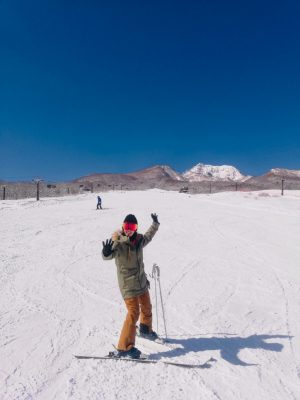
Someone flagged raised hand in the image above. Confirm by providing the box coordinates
[102,239,114,257]
[151,213,159,224]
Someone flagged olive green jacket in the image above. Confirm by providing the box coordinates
[102,222,159,299]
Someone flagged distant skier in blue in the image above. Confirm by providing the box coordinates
[96,196,102,210]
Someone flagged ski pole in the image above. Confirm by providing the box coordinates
[153,266,159,334]
[152,263,168,340]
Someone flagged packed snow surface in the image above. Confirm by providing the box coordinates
[1,189,300,400]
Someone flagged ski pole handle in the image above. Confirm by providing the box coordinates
[151,263,160,279]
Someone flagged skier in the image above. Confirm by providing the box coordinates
[96,196,102,210]
[102,213,160,359]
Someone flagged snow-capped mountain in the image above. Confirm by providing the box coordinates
[269,168,300,179]
[183,163,248,182]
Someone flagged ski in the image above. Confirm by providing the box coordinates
[74,354,215,369]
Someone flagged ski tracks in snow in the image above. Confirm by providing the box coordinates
[209,213,300,399]
[2,191,300,400]
[166,260,200,298]
[272,271,300,381]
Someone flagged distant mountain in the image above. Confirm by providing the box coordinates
[182,163,249,182]
[68,165,300,188]
[73,165,184,184]
[127,165,184,181]
[246,168,300,187]
[268,168,300,179]
[73,173,137,185]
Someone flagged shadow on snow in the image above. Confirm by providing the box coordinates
[153,334,290,366]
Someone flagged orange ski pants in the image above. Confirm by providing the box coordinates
[117,290,152,351]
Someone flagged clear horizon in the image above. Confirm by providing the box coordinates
[1,0,300,182]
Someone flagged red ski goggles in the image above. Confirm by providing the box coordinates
[123,222,138,232]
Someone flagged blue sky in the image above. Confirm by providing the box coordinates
[1,0,300,181]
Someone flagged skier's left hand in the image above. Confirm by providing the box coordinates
[151,213,159,224]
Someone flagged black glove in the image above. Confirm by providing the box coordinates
[102,239,114,257]
[151,213,159,224]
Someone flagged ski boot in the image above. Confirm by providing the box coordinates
[137,323,159,341]
[109,346,142,359]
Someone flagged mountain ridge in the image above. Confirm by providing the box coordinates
[2,165,300,185]
[73,163,253,183]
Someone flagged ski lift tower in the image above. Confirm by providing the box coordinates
[32,178,43,201]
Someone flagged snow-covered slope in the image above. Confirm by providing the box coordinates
[183,163,248,182]
[1,190,300,400]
